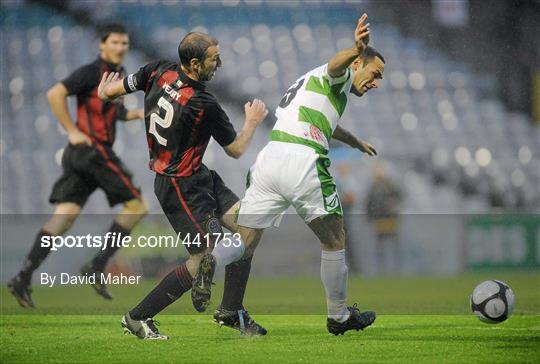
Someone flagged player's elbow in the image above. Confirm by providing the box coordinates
[46,84,66,103]
[46,88,55,101]
[327,63,346,79]
[225,148,242,159]
[224,144,243,159]
[327,64,339,78]
[47,85,60,102]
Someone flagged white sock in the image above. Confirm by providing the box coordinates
[211,238,245,270]
[321,249,350,323]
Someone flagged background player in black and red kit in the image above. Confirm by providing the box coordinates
[98,32,268,339]
[8,24,148,306]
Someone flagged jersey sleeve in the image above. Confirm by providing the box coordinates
[322,63,352,92]
[123,60,168,94]
[323,63,351,85]
[202,94,237,147]
[61,64,100,95]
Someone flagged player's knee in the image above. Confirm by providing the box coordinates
[56,215,78,234]
[244,244,256,258]
[44,217,75,236]
[237,226,263,256]
[321,239,345,251]
[186,251,207,276]
[44,203,81,235]
[321,230,345,250]
[123,198,149,216]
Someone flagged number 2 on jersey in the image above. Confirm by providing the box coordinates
[149,96,173,146]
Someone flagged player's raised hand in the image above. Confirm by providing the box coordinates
[356,138,377,156]
[98,72,120,101]
[355,13,370,54]
[244,98,269,126]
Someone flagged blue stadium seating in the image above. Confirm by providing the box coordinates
[1,1,538,214]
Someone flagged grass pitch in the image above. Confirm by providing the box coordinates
[1,271,539,363]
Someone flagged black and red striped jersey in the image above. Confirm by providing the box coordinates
[123,60,237,177]
[61,57,129,145]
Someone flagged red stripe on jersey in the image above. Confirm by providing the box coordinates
[192,142,207,168]
[157,70,179,87]
[95,144,141,199]
[176,147,196,177]
[106,104,116,138]
[179,87,194,106]
[153,148,172,174]
[156,71,195,106]
[146,70,158,92]
[194,108,204,125]
[146,135,154,170]
[170,177,206,237]
[76,101,89,135]
[176,109,205,176]
[89,87,110,143]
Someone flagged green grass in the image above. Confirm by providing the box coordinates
[1,271,539,363]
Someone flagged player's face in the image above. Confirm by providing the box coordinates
[351,56,384,97]
[100,33,130,65]
[198,45,221,82]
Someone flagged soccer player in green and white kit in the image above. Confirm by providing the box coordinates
[193,13,384,335]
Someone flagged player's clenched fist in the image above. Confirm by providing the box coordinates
[355,13,370,54]
[244,98,269,126]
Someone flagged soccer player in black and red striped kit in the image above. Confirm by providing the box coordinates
[98,32,268,339]
[8,24,148,306]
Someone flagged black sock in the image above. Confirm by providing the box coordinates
[129,263,192,320]
[19,229,53,283]
[220,255,253,311]
[91,221,130,271]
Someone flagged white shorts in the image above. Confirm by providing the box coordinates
[237,141,342,229]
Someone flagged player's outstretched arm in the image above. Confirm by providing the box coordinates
[46,83,91,145]
[333,125,377,156]
[327,13,370,77]
[98,72,128,101]
[223,99,268,159]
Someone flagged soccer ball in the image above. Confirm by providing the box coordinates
[470,280,515,324]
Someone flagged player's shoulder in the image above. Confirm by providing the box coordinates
[144,59,177,73]
[62,60,101,90]
[293,64,328,86]
[72,60,101,74]
[194,90,219,105]
[307,63,328,77]
[157,59,177,70]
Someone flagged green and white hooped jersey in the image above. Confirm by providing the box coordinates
[270,64,353,154]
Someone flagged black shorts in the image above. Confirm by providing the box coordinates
[154,165,239,254]
[49,144,141,207]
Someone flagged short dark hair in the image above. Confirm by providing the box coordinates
[99,23,128,42]
[178,32,218,70]
[362,46,385,66]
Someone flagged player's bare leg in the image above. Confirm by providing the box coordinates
[201,203,266,335]
[8,202,81,308]
[81,197,148,300]
[191,201,261,313]
[308,214,376,335]
[192,203,261,306]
